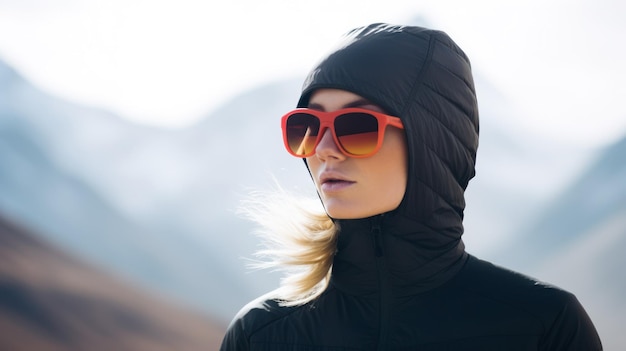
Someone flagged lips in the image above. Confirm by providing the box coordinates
[319,172,355,192]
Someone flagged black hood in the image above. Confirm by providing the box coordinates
[298,23,479,232]
[298,23,479,292]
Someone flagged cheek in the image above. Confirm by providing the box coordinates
[393,162,408,202]
[375,131,408,203]
[372,157,407,201]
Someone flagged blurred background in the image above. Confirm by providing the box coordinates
[0,0,624,349]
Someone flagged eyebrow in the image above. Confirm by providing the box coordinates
[308,98,380,111]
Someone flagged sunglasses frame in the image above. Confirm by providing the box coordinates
[281,107,404,158]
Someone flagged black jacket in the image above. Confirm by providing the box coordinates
[220,24,601,350]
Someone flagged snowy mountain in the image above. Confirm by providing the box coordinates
[0,58,264,322]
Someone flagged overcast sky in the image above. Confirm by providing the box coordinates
[1,0,625,148]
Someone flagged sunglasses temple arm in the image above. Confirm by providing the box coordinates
[389,116,404,129]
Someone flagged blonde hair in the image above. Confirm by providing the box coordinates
[239,186,338,306]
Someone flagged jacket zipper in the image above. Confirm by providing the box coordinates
[372,215,390,350]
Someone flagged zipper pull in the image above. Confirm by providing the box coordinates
[371,216,383,257]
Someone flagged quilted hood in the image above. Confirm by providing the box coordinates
[297,23,479,236]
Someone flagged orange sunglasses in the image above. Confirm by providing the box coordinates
[281,108,404,158]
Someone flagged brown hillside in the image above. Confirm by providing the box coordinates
[0,213,226,351]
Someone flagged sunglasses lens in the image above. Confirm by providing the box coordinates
[285,113,320,156]
[335,113,379,155]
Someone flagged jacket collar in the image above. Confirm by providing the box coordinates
[330,211,467,296]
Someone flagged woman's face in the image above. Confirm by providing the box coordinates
[306,89,408,219]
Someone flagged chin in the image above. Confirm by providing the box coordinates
[326,208,359,220]
[326,208,377,220]
[323,198,399,219]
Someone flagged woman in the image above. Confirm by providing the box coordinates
[220,23,602,350]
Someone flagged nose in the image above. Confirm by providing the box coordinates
[315,129,345,160]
